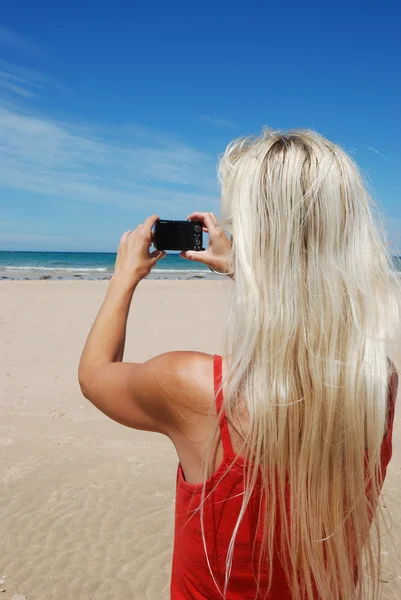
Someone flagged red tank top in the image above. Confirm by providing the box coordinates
[170,355,397,599]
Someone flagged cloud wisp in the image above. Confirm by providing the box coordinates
[0,103,218,209]
[0,26,40,55]
[198,113,236,128]
[0,32,219,213]
[0,59,68,101]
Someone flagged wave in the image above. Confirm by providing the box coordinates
[3,266,109,272]
[152,268,209,274]
[1,266,213,275]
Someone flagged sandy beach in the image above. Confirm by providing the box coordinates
[1,280,400,600]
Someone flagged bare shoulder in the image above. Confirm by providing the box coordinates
[147,350,215,411]
[138,350,216,438]
[143,349,213,377]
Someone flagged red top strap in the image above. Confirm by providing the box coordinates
[214,354,234,457]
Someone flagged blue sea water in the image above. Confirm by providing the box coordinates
[0,251,400,280]
[0,251,213,280]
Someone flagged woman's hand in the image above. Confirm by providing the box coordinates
[112,215,166,289]
[180,212,233,277]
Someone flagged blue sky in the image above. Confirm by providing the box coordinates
[0,0,400,253]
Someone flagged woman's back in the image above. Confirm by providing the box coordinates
[171,355,398,599]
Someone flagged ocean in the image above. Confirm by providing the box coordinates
[0,251,218,280]
[0,251,400,281]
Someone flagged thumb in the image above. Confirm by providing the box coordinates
[180,250,207,264]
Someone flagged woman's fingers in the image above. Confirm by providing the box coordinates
[187,212,218,233]
[120,230,132,243]
[150,249,166,260]
[141,214,160,240]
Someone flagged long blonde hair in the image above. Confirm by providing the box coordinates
[214,129,400,599]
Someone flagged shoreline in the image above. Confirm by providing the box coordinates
[1,271,400,282]
[0,270,225,281]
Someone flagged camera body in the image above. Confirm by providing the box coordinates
[154,219,203,251]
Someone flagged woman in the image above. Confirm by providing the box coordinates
[79,129,399,600]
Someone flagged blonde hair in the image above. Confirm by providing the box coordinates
[212,129,400,599]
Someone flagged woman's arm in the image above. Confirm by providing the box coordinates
[78,216,178,433]
[79,216,164,375]
[79,278,133,372]
[78,213,223,435]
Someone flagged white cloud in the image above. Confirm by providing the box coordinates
[0,59,68,101]
[1,81,37,98]
[198,113,236,128]
[0,26,39,54]
[0,104,218,209]
[0,41,219,214]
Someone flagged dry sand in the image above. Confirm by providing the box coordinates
[0,280,400,600]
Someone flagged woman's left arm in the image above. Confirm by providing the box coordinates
[78,215,182,433]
